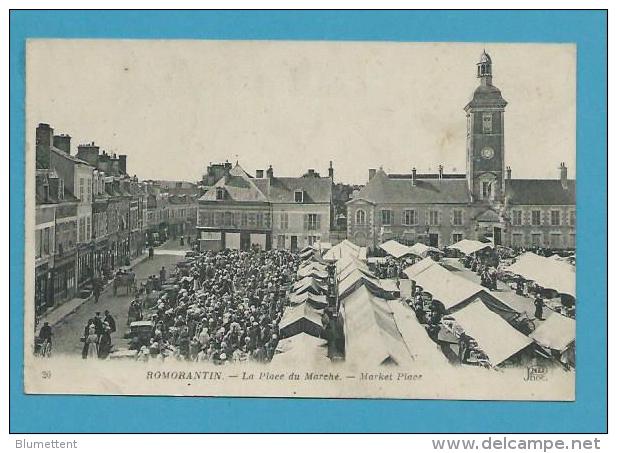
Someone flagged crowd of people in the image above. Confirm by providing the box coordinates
[128,249,300,364]
[373,256,408,280]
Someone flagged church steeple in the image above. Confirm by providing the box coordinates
[477,50,493,86]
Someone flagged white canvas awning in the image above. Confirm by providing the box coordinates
[323,239,362,262]
[298,261,328,275]
[292,278,327,296]
[288,292,329,309]
[299,248,316,259]
[504,252,575,296]
[312,241,333,252]
[452,299,533,367]
[412,263,486,311]
[338,268,384,300]
[388,300,451,368]
[297,268,329,280]
[408,242,442,257]
[367,257,389,265]
[336,254,370,277]
[271,333,330,367]
[448,239,493,255]
[340,285,414,366]
[279,302,324,338]
[403,257,438,279]
[380,240,413,258]
[293,276,327,292]
[530,313,576,352]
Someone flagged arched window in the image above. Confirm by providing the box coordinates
[355,209,366,226]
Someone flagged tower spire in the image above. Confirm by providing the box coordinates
[477,50,493,85]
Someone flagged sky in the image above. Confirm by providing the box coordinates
[26,40,576,185]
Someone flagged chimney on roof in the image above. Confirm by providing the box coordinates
[328,161,334,180]
[438,164,444,180]
[368,168,376,181]
[53,134,71,154]
[411,167,417,186]
[506,166,512,180]
[256,169,264,178]
[35,123,54,169]
[559,162,568,189]
[118,155,127,174]
[266,165,274,179]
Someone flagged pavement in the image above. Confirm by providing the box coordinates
[39,253,149,329]
[43,239,192,356]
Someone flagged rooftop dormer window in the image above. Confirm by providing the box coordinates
[216,187,225,200]
[294,190,304,203]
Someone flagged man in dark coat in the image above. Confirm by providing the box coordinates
[93,277,102,304]
[534,296,545,321]
[104,310,117,334]
[38,322,53,348]
[93,312,104,337]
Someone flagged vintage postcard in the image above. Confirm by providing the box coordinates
[24,40,576,399]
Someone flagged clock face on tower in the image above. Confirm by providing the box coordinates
[481,146,495,160]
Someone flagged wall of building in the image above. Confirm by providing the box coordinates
[508,205,576,249]
[347,202,474,249]
[271,203,331,250]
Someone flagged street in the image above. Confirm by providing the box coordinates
[51,242,189,356]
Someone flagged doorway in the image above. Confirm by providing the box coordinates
[493,227,502,246]
[429,233,439,247]
[240,232,251,251]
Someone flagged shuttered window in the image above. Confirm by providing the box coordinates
[304,214,320,231]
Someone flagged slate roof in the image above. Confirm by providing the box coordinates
[465,83,507,110]
[254,176,332,204]
[506,179,576,206]
[199,164,269,203]
[349,168,471,205]
[50,147,93,166]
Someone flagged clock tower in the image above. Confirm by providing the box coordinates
[465,51,507,204]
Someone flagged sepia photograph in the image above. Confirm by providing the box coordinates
[24,39,577,400]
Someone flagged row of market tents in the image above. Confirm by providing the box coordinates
[381,238,575,298]
[336,255,451,368]
[274,239,575,370]
[273,247,333,366]
[404,255,575,367]
[379,239,443,259]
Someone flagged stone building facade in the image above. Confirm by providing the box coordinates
[347,51,575,251]
[197,163,332,251]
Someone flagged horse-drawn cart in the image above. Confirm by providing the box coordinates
[113,270,136,296]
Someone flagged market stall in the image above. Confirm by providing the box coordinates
[448,299,534,367]
[279,302,325,339]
